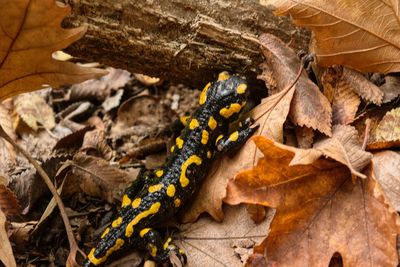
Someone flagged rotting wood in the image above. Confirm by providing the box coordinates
[64,0,310,87]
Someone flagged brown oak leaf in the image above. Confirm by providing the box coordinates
[225,136,400,267]
[0,0,106,101]
[263,0,400,74]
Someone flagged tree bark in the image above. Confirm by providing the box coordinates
[64,0,310,87]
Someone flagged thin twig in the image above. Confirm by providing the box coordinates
[0,125,83,267]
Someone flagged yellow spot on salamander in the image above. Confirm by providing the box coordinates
[163,237,172,250]
[149,244,158,257]
[219,103,242,118]
[174,198,181,207]
[111,217,123,228]
[132,198,141,208]
[199,82,211,105]
[201,130,209,145]
[218,71,230,81]
[229,131,239,142]
[208,116,217,130]
[125,202,161,237]
[236,83,247,94]
[121,194,131,208]
[148,183,163,193]
[179,116,190,126]
[216,134,224,145]
[180,155,202,187]
[139,228,151,237]
[101,227,110,238]
[88,238,125,265]
[155,170,164,177]
[176,137,184,149]
[207,151,212,159]
[170,145,175,153]
[167,184,176,197]
[189,119,199,130]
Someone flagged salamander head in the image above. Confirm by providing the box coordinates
[199,71,249,121]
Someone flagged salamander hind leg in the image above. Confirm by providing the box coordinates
[139,228,187,264]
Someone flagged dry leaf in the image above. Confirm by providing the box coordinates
[69,68,131,102]
[313,125,372,178]
[0,104,16,167]
[375,107,400,143]
[68,153,137,202]
[225,136,400,267]
[111,95,175,139]
[341,67,383,105]
[81,129,113,160]
[331,79,360,125]
[259,33,332,136]
[263,0,400,74]
[179,205,271,267]
[295,126,314,148]
[0,210,16,267]
[0,184,20,217]
[380,75,400,103]
[0,0,105,101]
[14,91,55,131]
[372,151,400,211]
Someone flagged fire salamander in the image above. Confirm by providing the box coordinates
[83,72,258,266]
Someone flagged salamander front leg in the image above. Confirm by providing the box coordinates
[139,228,187,264]
[216,119,259,153]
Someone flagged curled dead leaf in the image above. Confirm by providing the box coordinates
[14,91,55,131]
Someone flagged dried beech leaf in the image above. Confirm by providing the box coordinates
[14,92,55,131]
[259,34,332,136]
[0,210,16,267]
[69,68,131,102]
[111,96,175,139]
[0,0,106,101]
[225,136,400,267]
[0,185,20,217]
[263,0,400,74]
[314,125,372,178]
[375,107,400,143]
[372,151,400,211]
[321,68,361,125]
[341,68,383,104]
[380,75,400,103]
[69,153,137,203]
[81,129,113,160]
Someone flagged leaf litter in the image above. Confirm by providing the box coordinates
[2,0,400,266]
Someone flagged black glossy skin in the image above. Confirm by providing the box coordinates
[82,72,256,266]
